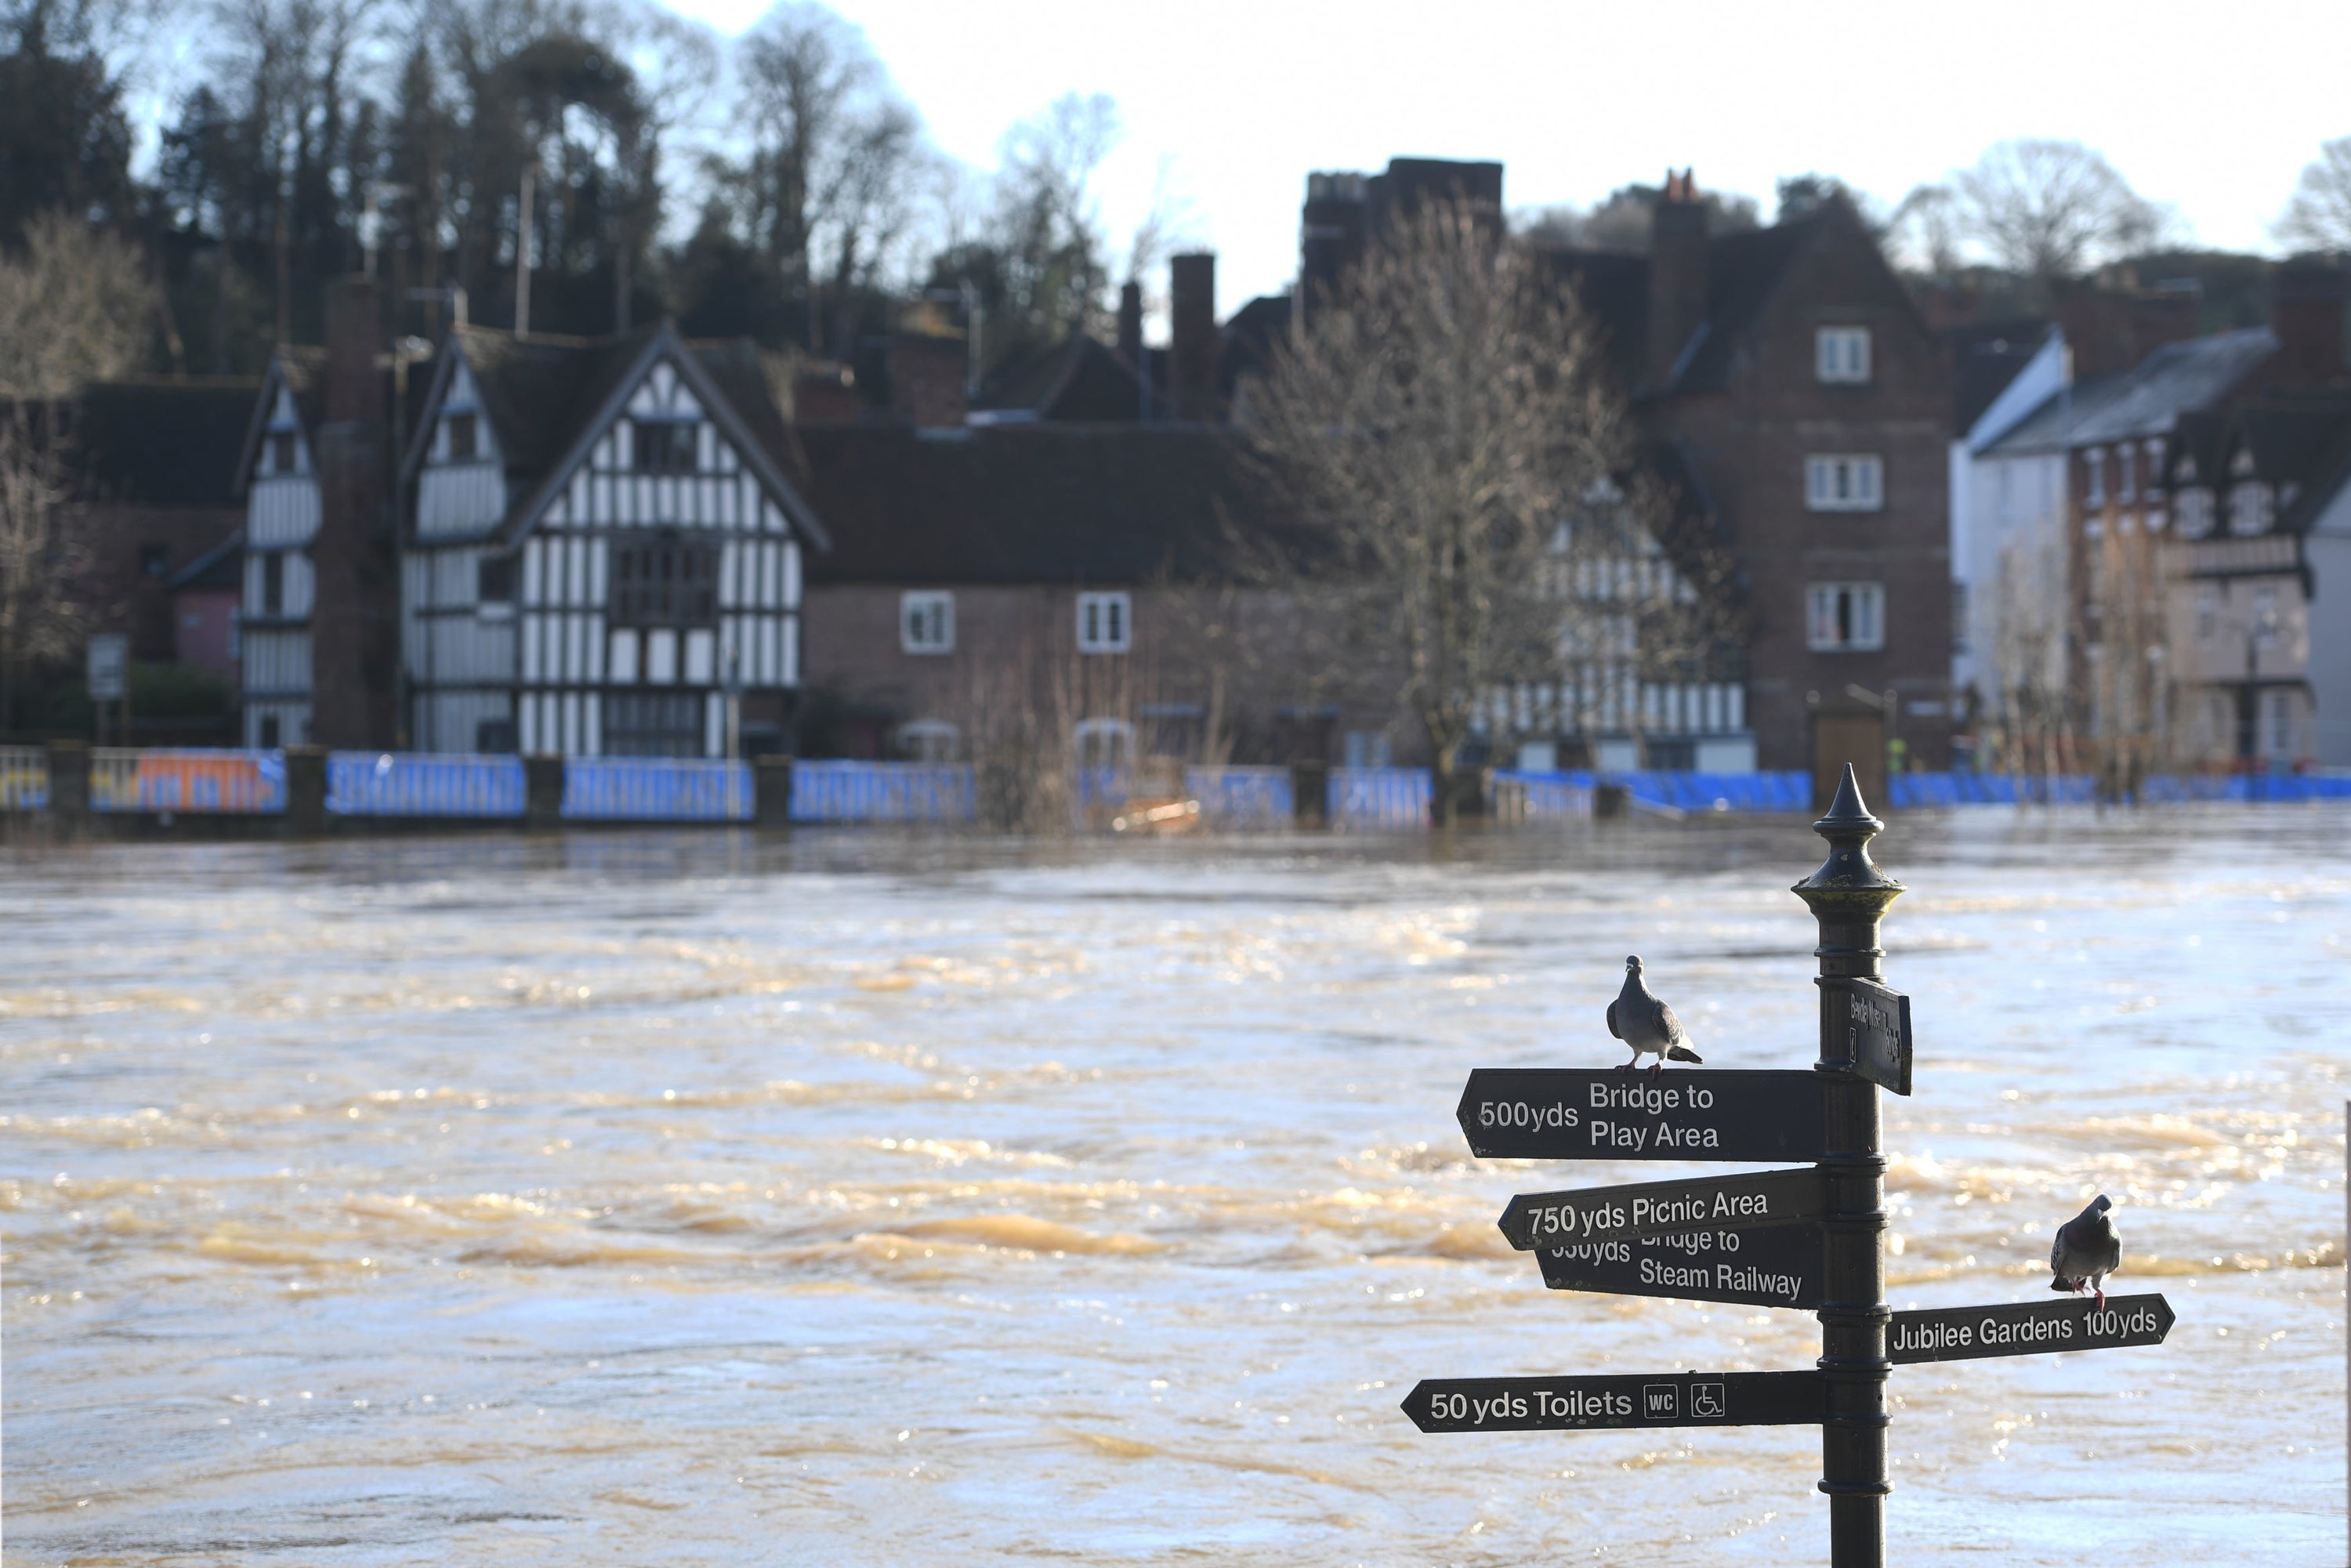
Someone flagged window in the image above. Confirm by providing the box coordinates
[2116,447,2135,502]
[1072,717,1135,768]
[604,691,704,756]
[260,552,284,615]
[632,418,697,474]
[270,430,296,473]
[895,719,958,761]
[1806,582,1885,652]
[2175,487,2215,538]
[2195,585,2219,642]
[610,534,719,626]
[1077,590,1131,653]
[1815,327,1871,383]
[2081,447,2106,508]
[479,555,515,603]
[1805,455,1883,512]
[476,717,516,753]
[2228,482,2274,537]
[259,715,281,748]
[900,591,955,654]
[447,411,477,461]
[140,543,171,579]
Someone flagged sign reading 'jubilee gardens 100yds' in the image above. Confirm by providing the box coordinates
[1400,769,2176,1568]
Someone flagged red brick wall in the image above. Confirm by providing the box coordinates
[1650,213,1953,771]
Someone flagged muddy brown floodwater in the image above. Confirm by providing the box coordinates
[2,809,2345,1564]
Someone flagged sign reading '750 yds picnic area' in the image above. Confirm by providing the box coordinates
[1458,1069,1827,1161]
[1497,1167,1827,1251]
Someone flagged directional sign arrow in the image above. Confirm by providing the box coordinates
[1498,1167,1828,1252]
[1402,1371,1824,1433]
[1819,976,1913,1097]
[1457,1069,1825,1161]
[1888,1293,2175,1364]
[1537,1225,1825,1309]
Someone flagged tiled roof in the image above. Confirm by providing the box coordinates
[1987,328,2279,454]
[453,324,659,483]
[976,335,1157,421]
[798,423,1276,586]
[50,378,263,505]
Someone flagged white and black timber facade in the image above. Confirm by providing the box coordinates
[400,323,830,756]
[231,351,327,748]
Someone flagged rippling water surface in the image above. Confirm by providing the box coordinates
[2,810,2345,1564]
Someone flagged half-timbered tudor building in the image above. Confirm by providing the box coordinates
[400,323,830,757]
[233,348,328,748]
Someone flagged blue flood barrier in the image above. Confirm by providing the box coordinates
[327,752,527,817]
[563,756,753,822]
[788,760,977,824]
[1329,766,1431,830]
[1186,766,1294,829]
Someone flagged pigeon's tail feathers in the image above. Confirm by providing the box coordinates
[2050,1276,2079,1292]
[1668,1045,1702,1063]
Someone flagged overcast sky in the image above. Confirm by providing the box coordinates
[654,0,2349,317]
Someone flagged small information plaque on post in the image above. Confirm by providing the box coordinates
[1819,975,1912,1097]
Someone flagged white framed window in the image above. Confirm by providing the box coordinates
[895,718,958,760]
[2229,482,2274,537]
[1815,327,1871,383]
[1807,582,1885,652]
[2175,487,2215,538]
[1805,454,1883,512]
[2116,447,2135,502]
[900,590,954,654]
[1072,717,1135,768]
[1076,590,1131,654]
[2082,447,2106,508]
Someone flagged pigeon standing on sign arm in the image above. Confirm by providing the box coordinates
[2049,1194,2121,1309]
[1606,956,1704,1074]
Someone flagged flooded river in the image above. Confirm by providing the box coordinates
[2,809,2344,1564]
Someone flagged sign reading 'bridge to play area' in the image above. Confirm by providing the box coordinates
[1457,1068,1827,1161]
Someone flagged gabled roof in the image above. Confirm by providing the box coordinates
[53,378,260,506]
[797,423,1273,586]
[405,321,831,550]
[1950,319,2056,436]
[976,335,1156,422]
[1987,328,2279,454]
[1534,202,1894,398]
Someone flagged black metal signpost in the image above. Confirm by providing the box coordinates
[1400,766,2178,1568]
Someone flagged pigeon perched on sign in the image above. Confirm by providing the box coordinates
[2049,1194,2121,1309]
[1606,955,1703,1074]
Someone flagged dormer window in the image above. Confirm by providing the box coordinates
[1816,327,1871,382]
[2228,480,2274,537]
[633,419,697,475]
[447,411,477,461]
[2175,487,2215,538]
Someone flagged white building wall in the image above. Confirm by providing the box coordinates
[2301,483,2351,766]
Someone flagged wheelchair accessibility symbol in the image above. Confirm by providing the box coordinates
[1690,1382,1727,1418]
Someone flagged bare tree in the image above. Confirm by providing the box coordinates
[1947,139,2167,279]
[1888,183,1962,276]
[2277,135,2351,255]
[0,408,87,733]
[729,2,923,352]
[1242,201,1663,821]
[0,211,154,397]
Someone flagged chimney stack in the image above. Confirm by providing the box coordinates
[1170,252,1220,422]
[1117,281,1143,364]
[1646,168,1708,395]
[886,330,969,428]
[2271,262,2349,388]
[1299,171,1368,327]
[310,274,395,749]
